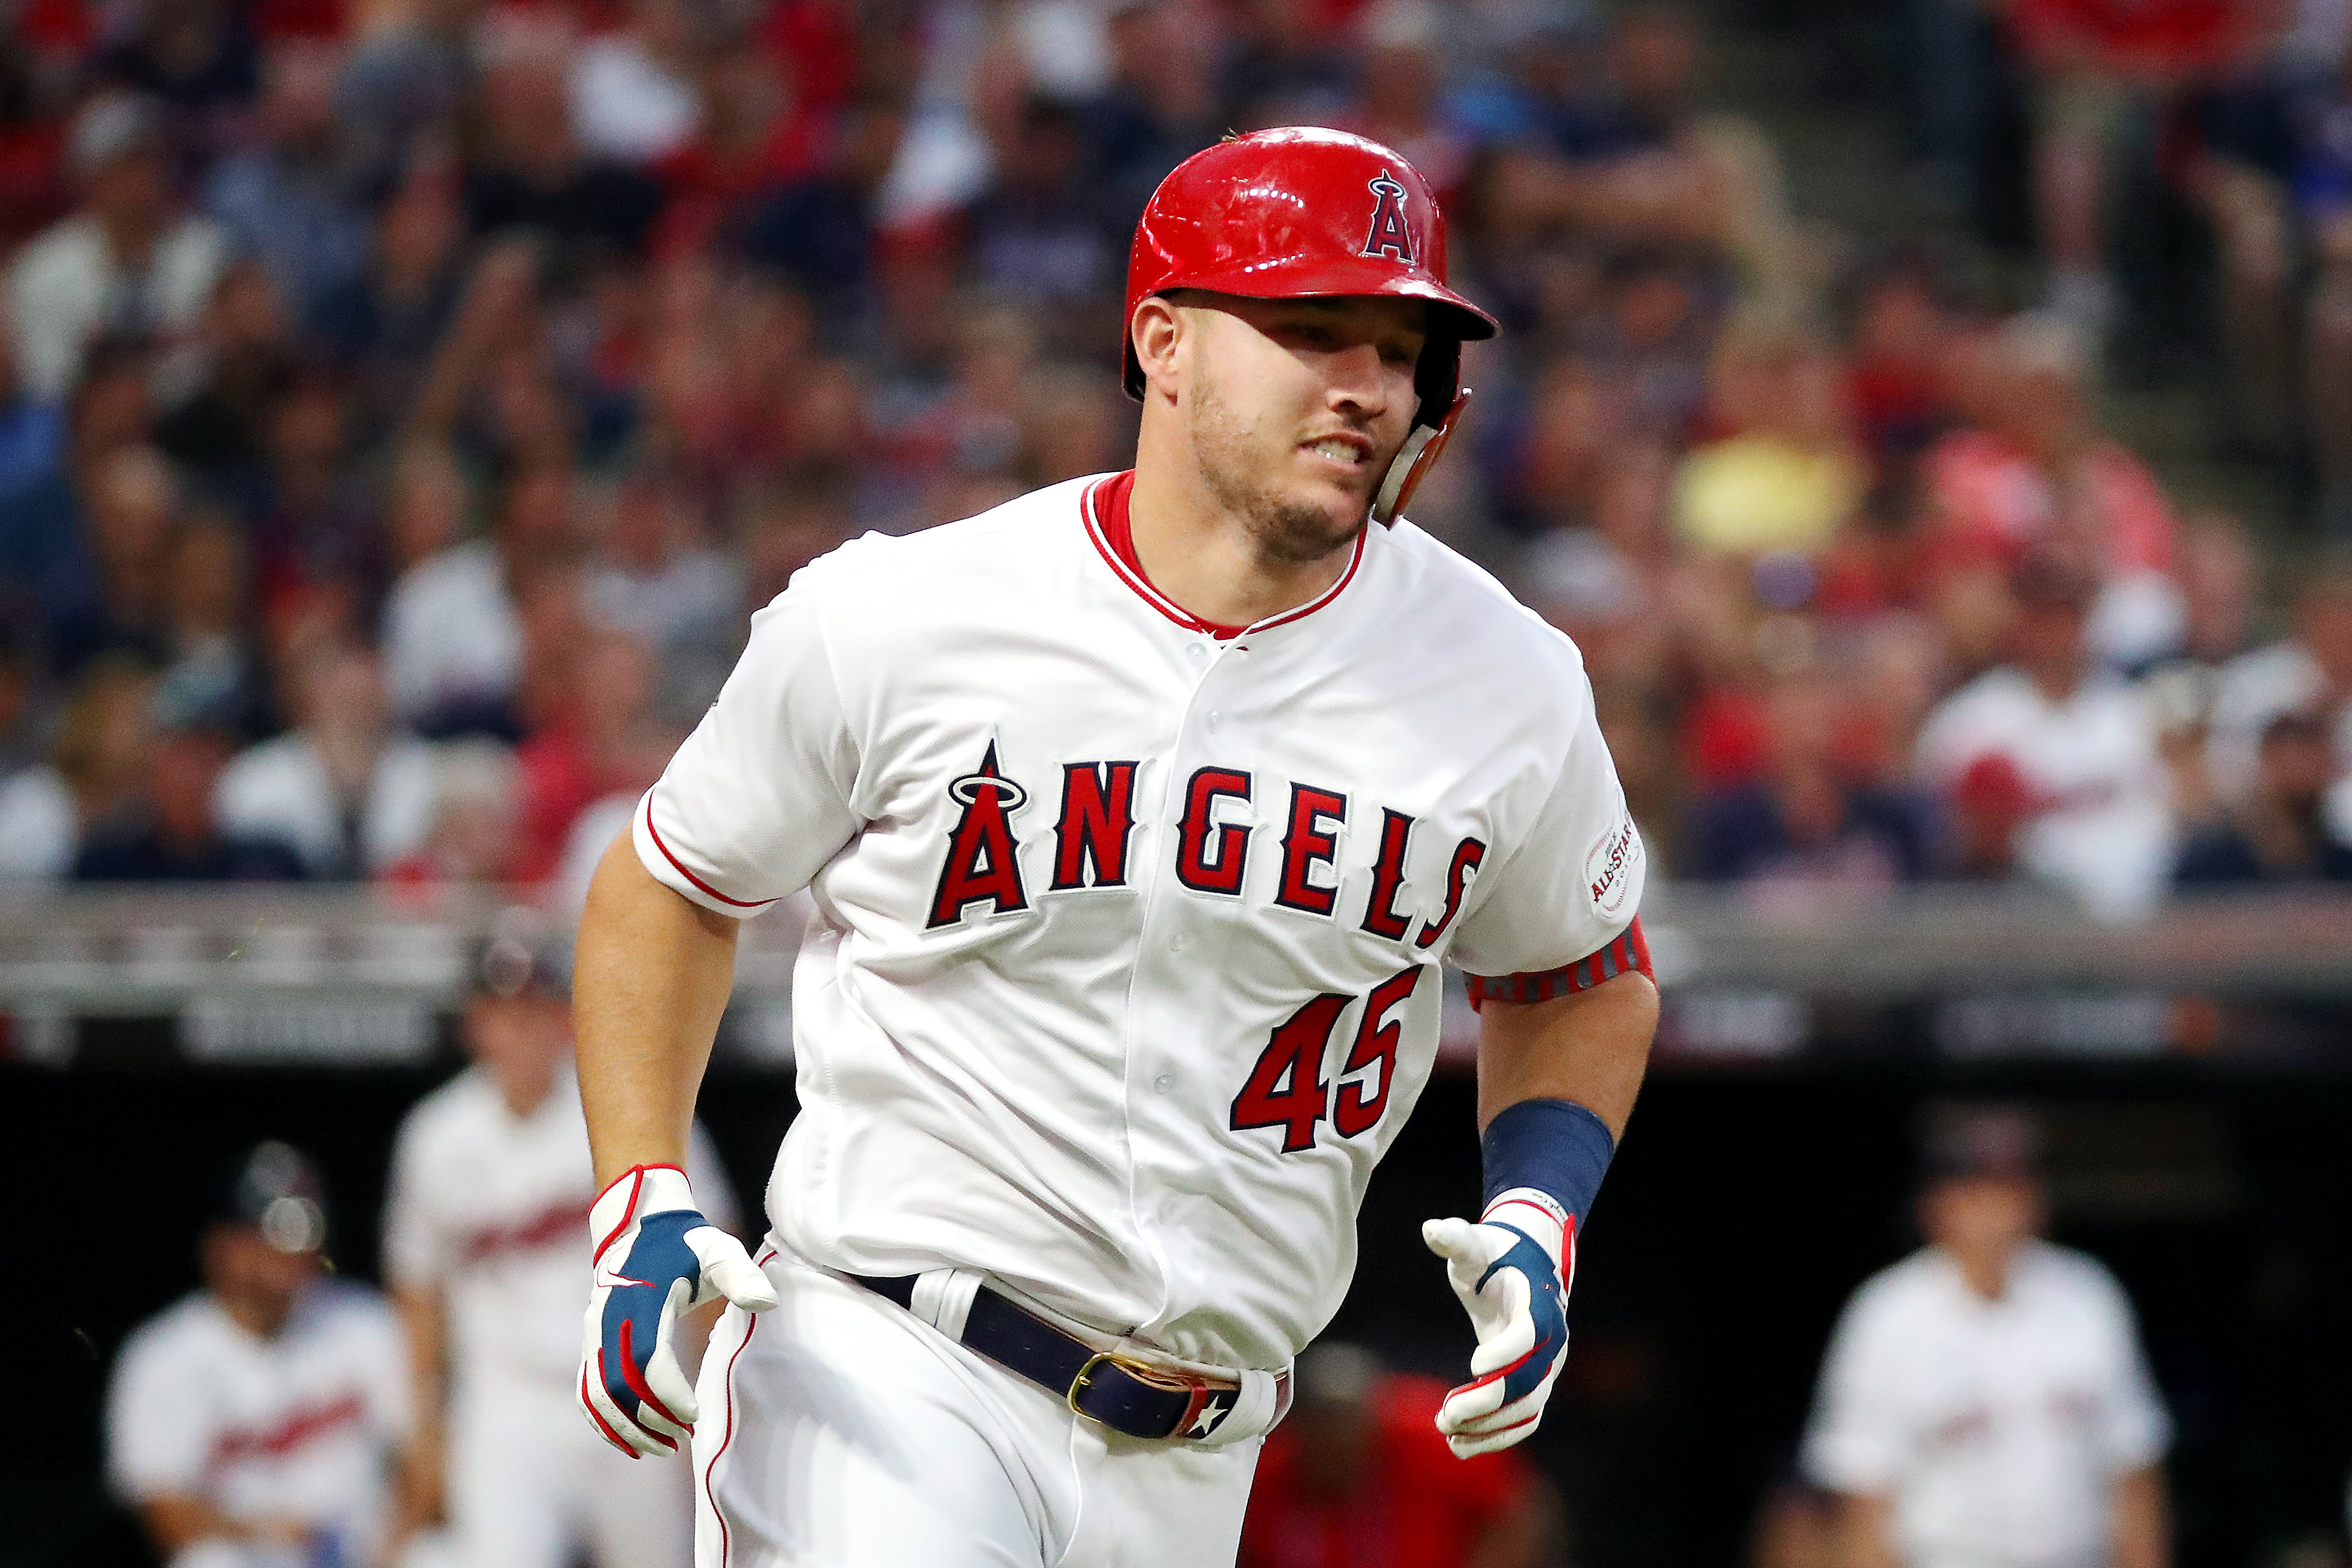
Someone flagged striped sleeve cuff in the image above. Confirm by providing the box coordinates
[1465,917,1651,1009]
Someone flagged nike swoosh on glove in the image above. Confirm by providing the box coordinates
[578,1164,777,1457]
[1422,1188,1576,1458]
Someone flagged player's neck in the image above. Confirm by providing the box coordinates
[1128,449,1357,629]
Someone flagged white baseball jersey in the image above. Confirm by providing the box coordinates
[1802,1241,2171,1568]
[634,471,1645,1372]
[382,1065,738,1389]
[106,1282,412,1564]
[1915,667,2173,921]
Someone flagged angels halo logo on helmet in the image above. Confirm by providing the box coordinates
[1121,127,1500,525]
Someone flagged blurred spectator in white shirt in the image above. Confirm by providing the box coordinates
[570,0,704,165]
[1803,1108,2172,1568]
[584,465,741,720]
[2206,565,2352,818]
[382,463,577,739]
[215,641,437,878]
[1917,553,2173,920]
[7,95,231,403]
[379,739,523,893]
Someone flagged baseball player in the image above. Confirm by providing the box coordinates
[107,1142,422,1568]
[382,928,739,1568]
[1801,1108,2172,1568]
[570,127,1660,1566]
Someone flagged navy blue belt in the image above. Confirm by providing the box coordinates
[849,1273,1250,1442]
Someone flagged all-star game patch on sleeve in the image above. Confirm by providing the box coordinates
[1465,917,1651,1008]
[633,560,864,917]
[1444,653,1649,989]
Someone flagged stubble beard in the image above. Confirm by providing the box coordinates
[1189,377,1371,568]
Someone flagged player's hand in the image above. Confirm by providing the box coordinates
[578,1165,777,1457]
[1422,1191,1575,1458]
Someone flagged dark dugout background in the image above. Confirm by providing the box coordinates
[10,1045,2350,1568]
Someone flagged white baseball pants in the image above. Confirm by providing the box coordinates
[448,1367,694,1568]
[690,1245,1261,1567]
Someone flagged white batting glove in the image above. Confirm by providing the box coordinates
[578,1164,777,1457]
[1422,1189,1576,1458]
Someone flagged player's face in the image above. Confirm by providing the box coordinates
[203,1224,319,1337]
[1177,293,1426,562]
[1920,1175,2043,1264]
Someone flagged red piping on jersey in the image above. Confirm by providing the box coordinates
[1081,472,1366,639]
[642,794,775,910]
[704,1260,771,1568]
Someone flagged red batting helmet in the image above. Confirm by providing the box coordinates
[1123,127,1500,523]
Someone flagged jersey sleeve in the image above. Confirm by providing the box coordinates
[1799,1286,1911,1495]
[2084,1265,2171,1472]
[106,1319,214,1502]
[1445,664,1648,992]
[685,1121,745,1236]
[379,1110,449,1292]
[634,574,864,917]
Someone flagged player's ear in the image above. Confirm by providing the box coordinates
[1130,296,1186,401]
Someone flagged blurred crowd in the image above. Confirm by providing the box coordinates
[3,0,2352,921]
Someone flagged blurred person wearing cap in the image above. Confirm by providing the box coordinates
[106,1141,426,1568]
[1914,551,2174,918]
[6,92,232,404]
[1239,1342,1550,1568]
[2205,566,2352,827]
[1801,1110,2172,1568]
[382,926,738,1568]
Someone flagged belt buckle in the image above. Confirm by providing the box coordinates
[1065,1349,1165,1417]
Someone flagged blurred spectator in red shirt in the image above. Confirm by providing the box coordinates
[1240,1343,1548,1568]
[378,737,520,890]
[1922,316,2183,670]
[511,623,665,884]
[2006,0,2239,335]
[1840,256,1954,472]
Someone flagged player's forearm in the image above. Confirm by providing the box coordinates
[574,832,741,1187]
[1474,970,1658,1136]
[2110,1465,2170,1568]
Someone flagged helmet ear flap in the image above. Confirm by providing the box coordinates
[1372,388,1470,525]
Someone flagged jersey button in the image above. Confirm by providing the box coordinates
[1186,642,1208,661]
[1168,932,1189,953]
[1205,711,1222,731]
[1153,1073,1176,1094]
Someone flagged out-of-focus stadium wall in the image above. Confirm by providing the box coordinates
[7,887,2350,1568]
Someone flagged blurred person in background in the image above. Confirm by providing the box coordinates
[90,0,262,170]
[2206,563,2352,811]
[0,653,156,879]
[584,462,743,719]
[203,39,374,340]
[7,93,231,403]
[1673,312,1866,560]
[1686,664,1931,893]
[2004,0,2239,338]
[2173,710,2352,883]
[75,718,307,880]
[152,508,270,737]
[381,460,564,738]
[0,332,156,607]
[107,1140,428,1568]
[383,928,737,1568]
[1238,1342,1551,1568]
[512,624,669,885]
[1921,317,2183,674]
[462,20,666,261]
[215,639,438,878]
[1801,1107,2171,1568]
[379,739,523,892]
[569,0,706,168]
[0,296,64,500]
[39,441,178,679]
[1914,551,2173,918]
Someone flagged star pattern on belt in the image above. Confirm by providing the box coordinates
[1189,1390,1235,1438]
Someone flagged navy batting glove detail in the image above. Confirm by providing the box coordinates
[577,1165,777,1458]
[1473,1224,1569,1405]
[595,1210,706,1448]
